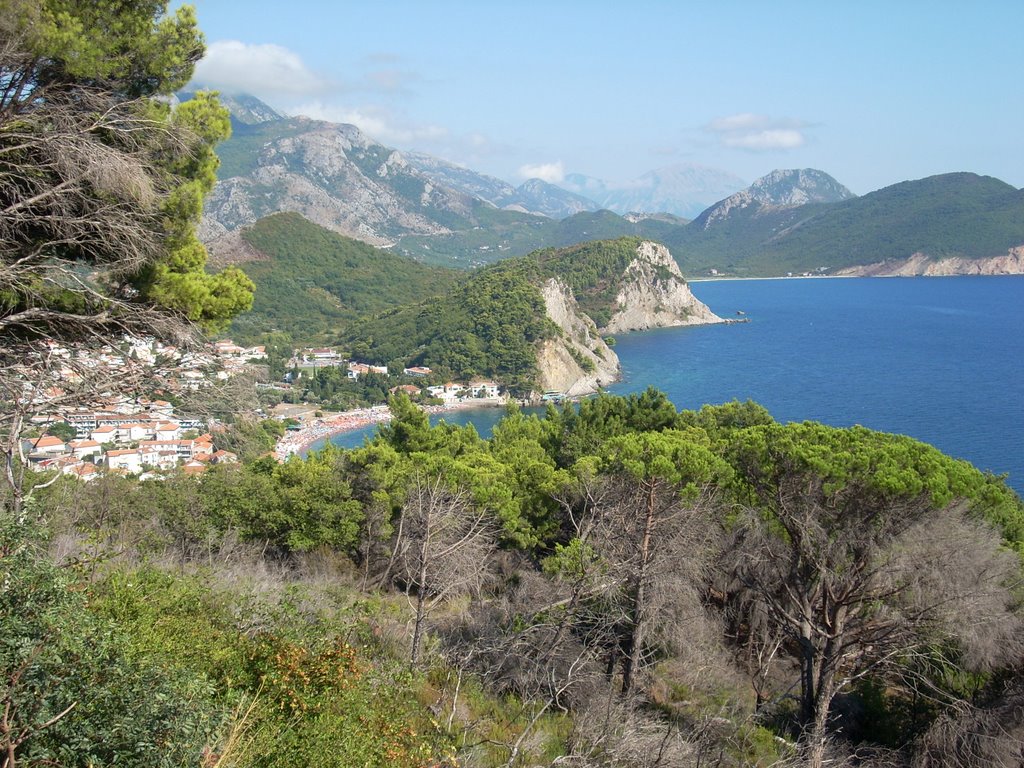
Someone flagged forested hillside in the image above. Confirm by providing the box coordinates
[12,393,1024,767]
[227,212,460,344]
[395,209,685,267]
[663,173,1024,276]
[338,237,683,390]
[341,257,554,392]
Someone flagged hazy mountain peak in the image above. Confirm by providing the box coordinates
[208,92,284,125]
[514,178,601,218]
[559,164,746,218]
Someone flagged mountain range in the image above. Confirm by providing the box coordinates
[198,94,740,261]
[559,165,747,219]
[663,171,1024,276]
[199,93,1024,280]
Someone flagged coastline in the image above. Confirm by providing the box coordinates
[689,274,853,283]
[274,398,507,460]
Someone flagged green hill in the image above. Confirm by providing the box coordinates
[226,213,461,345]
[663,173,1024,276]
[394,209,685,267]
[340,237,663,391]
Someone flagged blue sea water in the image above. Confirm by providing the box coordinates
[328,276,1024,494]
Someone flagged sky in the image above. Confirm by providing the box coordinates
[182,1,1024,195]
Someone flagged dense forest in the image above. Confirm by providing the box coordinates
[8,392,1024,767]
[227,213,461,345]
[340,237,671,391]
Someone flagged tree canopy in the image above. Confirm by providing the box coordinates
[0,0,253,354]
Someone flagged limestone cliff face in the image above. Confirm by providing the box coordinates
[603,241,724,333]
[535,241,723,396]
[536,279,619,397]
[835,246,1024,277]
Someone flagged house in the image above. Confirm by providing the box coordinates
[63,412,98,436]
[23,435,67,455]
[346,363,370,379]
[67,439,102,460]
[181,459,207,475]
[192,438,215,457]
[210,450,238,464]
[137,446,163,468]
[403,366,432,377]
[213,339,244,356]
[114,422,153,442]
[154,450,179,470]
[390,384,421,397]
[145,400,175,417]
[139,439,195,459]
[106,450,142,473]
[64,462,99,482]
[154,422,181,440]
[90,425,117,444]
[346,362,387,379]
[469,380,501,399]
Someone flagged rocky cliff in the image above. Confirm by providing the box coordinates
[536,279,619,397]
[603,241,723,333]
[835,246,1024,276]
[535,241,723,396]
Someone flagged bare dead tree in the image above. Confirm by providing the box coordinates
[388,471,496,663]
[577,472,721,699]
[0,14,237,518]
[914,673,1024,768]
[720,476,1024,768]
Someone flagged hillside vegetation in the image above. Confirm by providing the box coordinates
[664,173,1024,276]
[395,209,685,267]
[339,238,666,390]
[227,213,460,344]
[12,394,1024,767]
[341,257,553,392]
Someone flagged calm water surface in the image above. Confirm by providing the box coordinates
[329,277,1023,493]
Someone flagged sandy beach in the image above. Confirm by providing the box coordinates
[274,398,506,460]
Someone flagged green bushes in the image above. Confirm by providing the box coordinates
[11,391,1024,766]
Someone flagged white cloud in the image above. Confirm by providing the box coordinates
[192,40,326,97]
[517,161,565,183]
[290,101,448,145]
[707,113,770,132]
[707,113,808,151]
[723,129,805,150]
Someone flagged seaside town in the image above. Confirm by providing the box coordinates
[19,337,508,480]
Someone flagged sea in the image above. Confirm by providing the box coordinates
[326,276,1024,495]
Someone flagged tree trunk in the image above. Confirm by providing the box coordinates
[409,481,434,664]
[805,668,837,768]
[799,624,816,726]
[411,591,426,664]
[622,479,657,697]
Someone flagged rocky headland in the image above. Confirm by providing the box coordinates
[535,241,723,397]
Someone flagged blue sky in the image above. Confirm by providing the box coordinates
[183,1,1024,194]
